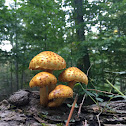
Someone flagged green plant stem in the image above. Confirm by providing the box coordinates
[106,79,125,96]
[78,83,98,105]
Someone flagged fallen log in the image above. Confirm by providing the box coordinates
[0,90,125,126]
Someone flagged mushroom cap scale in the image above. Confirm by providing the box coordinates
[58,67,88,85]
[29,51,66,71]
[48,85,73,100]
[29,72,57,88]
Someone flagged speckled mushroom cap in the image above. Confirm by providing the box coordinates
[58,67,88,85]
[29,51,66,71]
[29,72,57,88]
[48,85,73,100]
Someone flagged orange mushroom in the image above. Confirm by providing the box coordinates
[29,51,66,93]
[29,51,66,72]
[58,67,88,89]
[29,72,57,106]
[48,85,73,107]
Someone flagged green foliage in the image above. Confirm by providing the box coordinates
[18,0,66,52]
[41,123,48,126]
[74,82,125,110]
[56,123,64,126]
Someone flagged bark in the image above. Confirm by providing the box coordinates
[15,58,19,90]
[77,47,91,74]
[20,43,26,89]
[73,0,91,74]
[10,60,13,93]
[20,69,24,89]
[14,0,19,91]
[0,90,125,126]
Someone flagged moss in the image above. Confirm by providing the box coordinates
[39,113,47,120]
[56,123,64,126]
[41,123,48,126]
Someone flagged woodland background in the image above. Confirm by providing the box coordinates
[0,0,126,102]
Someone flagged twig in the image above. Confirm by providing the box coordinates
[86,64,93,76]
[77,94,86,118]
[33,115,47,123]
[96,108,102,126]
[82,121,85,126]
[86,89,118,95]
[65,94,78,126]
[83,120,88,126]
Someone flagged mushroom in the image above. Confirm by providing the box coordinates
[29,51,66,72]
[29,51,66,93]
[48,85,73,107]
[29,72,57,106]
[58,67,88,89]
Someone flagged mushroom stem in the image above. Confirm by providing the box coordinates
[45,69,53,73]
[48,84,56,94]
[68,81,76,89]
[48,98,65,107]
[44,70,56,94]
[40,87,48,106]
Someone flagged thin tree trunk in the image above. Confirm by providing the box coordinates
[14,0,19,91]
[15,58,19,90]
[21,70,24,89]
[10,60,13,93]
[73,0,91,75]
[20,43,26,89]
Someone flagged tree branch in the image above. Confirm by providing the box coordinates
[86,89,118,95]
[66,94,78,126]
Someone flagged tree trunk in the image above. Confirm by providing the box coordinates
[73,0,91,75]
[14,0,19,91]
[20,69,24,89]
[10,60,13,93]
[15,57,19,90]
[20,43,26,89]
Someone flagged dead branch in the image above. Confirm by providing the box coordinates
[96,108,102,126]
[78,94,86,118]
[66,94,78,126]
[86,89,118,95]
[86,64,93,76]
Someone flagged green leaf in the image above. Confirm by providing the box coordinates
[96,97,104,102]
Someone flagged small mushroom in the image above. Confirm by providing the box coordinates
[29,72,57,106]
[29,51,66,93]
[48,85,73,107]
[58,67,88,89]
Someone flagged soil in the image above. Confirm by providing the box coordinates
[0,89,126,126]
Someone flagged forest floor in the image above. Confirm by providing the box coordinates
[0,89,126,126]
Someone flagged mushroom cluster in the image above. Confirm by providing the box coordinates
[29,51,88,107]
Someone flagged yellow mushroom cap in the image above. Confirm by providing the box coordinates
[48,85,73,100]
[58,67,88,85]
[29,72,57,88]
[29,51,66,71]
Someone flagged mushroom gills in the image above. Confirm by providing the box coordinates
[48,98,65,107]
